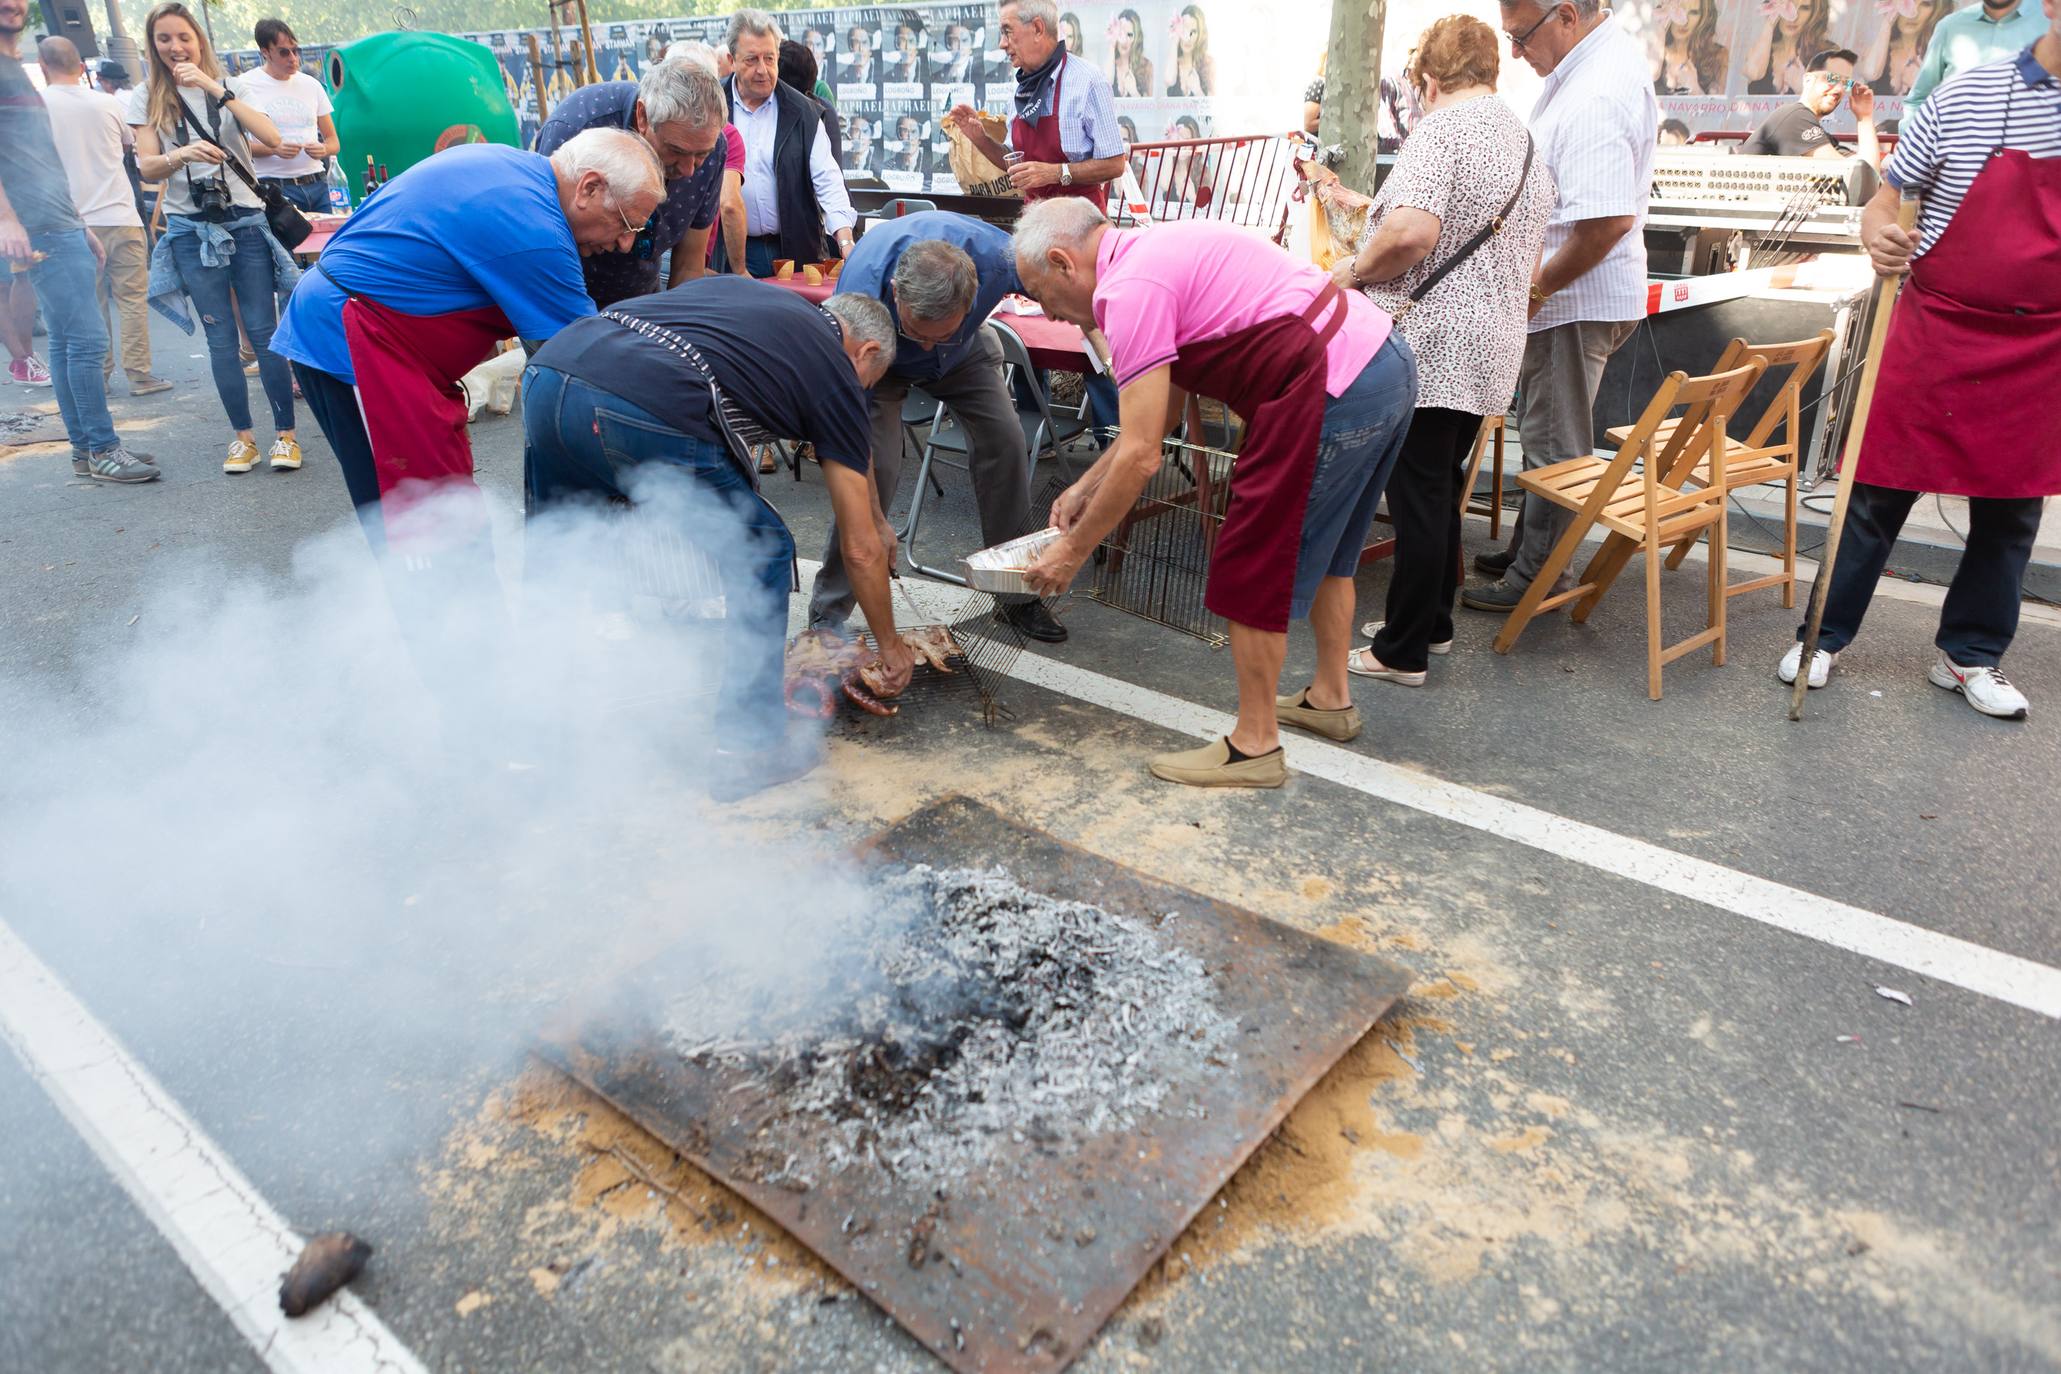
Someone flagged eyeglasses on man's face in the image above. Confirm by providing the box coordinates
[1505,5,1562,53]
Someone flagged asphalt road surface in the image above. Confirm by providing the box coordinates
[3,320,2057,1374]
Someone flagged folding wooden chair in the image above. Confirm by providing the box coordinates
[1459,413,1507,537]
[1492,361,1765,700]
[1603,331,1832,608]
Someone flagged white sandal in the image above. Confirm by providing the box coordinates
[1346,646,1426,687]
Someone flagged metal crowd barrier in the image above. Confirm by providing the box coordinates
[1112,132,1311,246]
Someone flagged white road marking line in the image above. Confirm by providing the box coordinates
[0,921,430,1374]
[824,562,2061,1021]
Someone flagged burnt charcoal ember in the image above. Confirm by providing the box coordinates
[661,865,1239,1188]
[278,1231,372,1317]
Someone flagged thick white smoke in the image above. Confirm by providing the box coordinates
[0,477,879,1149]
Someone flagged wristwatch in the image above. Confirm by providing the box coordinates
[1060,163,1074,187]
[1528,282,1553,305]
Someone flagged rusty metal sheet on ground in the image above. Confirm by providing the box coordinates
[540,796,1410,1372]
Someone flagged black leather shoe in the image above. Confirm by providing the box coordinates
[996,600,1069,643]
[1473,545,1517,576]
[709,726,823,802]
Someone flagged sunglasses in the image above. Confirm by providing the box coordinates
[270,44,300,56]
[1505,6,1562,53]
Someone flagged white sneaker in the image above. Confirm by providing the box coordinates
[1777,642,1836,689]
[1928,655,2028,720]
[1360,619,1452,654]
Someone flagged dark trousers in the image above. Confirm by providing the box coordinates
[166,222,294,433]
[745,236,782,279]
[1371,407,1480,673]
[296,358,505,702]
[522,365,795,748]
[808,330,1033,625]
[293,360,383,542]
[1802,480,2045,666]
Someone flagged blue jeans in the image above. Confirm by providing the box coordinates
[521,366,797,748]
[1290,332,1418,619]
[1084,371,1120,439]
[166,221,295,433]
[26,230,118,453]
[261,176,332,216]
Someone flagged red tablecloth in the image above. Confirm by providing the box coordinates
[291,212,350,259]
[766,279,1088,370]
[991,311,1087,373]
[770,277,833,303]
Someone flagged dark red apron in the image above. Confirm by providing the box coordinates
[1856,139,2061,498]
[1011,52,1109,214]
[1167,282,1348,632]
[340,294,513,545]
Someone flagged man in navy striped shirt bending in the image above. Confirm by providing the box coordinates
[1779,15,2061,719]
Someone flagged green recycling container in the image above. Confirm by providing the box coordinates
[324,31,520,205]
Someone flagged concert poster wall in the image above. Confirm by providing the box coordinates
[388,0,1991,179]
[446,0,1241,192]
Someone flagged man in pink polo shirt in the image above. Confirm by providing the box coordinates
[1016,201,1419,787]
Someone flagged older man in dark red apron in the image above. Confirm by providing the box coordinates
[946,0,1125,209]
[272,132,662,557]
[1015,202,1419,787]
[1779,30,2061,719]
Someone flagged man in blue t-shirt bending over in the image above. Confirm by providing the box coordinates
[525,276,916,799]
[809,210,1067,644]
[272,131,662,552]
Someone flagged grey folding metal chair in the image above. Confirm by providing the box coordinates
[902,321,1094,584]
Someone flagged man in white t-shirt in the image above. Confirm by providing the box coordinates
[232,18,338,221]
[37,36,168,394]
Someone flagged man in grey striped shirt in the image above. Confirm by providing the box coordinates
[1466,0,1658,611]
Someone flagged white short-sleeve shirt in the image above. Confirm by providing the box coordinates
[231,68,332,178]
[1526,16,1657,330]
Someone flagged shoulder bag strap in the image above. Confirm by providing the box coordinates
[1398,131,1536,314]
[174,89,265,199]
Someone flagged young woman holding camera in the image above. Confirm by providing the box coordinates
[132,1,303,474]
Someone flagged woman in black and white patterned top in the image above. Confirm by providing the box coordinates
[1324,15,1556,685]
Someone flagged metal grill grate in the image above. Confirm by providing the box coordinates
[1046,437,1240,646]
[858,583,1027,726]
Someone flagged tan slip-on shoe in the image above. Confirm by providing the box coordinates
[1148,737,1288,789]
[1275,688,1362,741]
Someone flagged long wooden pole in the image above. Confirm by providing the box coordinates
[575,0,601,85]
[548,10,567,97]
[526,33,549,123]
[1789,197,1922,721]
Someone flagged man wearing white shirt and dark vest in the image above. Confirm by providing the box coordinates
[1466,0,1657,613]
[723,7,855,277]
[1779,19,2061,720]
[945,0,1125,209]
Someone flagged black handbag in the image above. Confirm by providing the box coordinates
[174,91,313,249]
